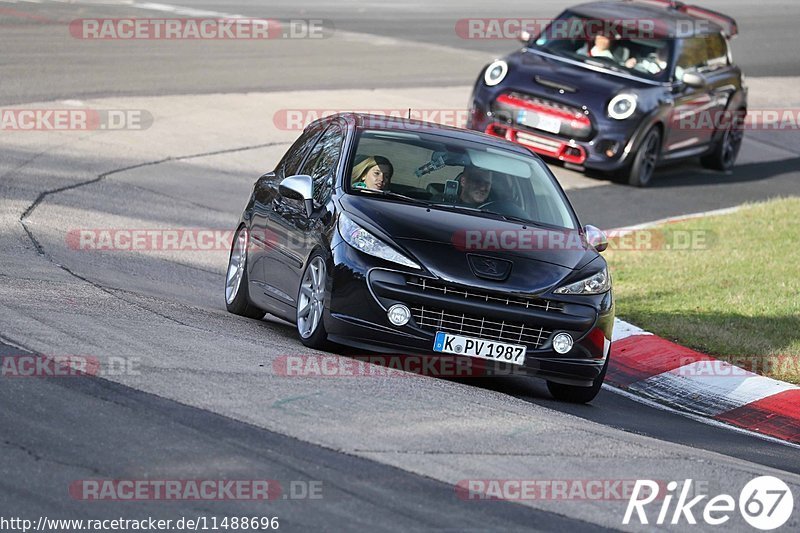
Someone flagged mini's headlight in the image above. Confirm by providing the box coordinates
[338,213,420,269]
[608,94,637,120]
[554,267,611,295]
[484,60,508,87]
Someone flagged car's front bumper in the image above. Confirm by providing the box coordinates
[324,242,614,386]
[469,110,639,173]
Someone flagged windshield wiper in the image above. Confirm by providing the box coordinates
[584,58,623,73]
[431,203,554,227]
[354,189,427,205]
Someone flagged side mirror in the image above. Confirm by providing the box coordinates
[681,71,706,89]
[279,174,314,217]
[518,30,532,44]
[584,225,608,253]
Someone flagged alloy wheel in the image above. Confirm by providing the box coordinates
[297,256,326,338]
[225,228,248,305]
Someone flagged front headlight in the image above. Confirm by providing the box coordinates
[338,213,420,269]
[484,60,508,87]
[608,94,637,120]
[554,267,611,295]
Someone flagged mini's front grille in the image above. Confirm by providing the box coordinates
[407,277,563,313]
[491,92,592,140]
[507,92,584,118]
[411,305,551,349]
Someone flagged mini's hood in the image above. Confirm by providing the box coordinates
[503,49,652,103]
[340,195,599,294]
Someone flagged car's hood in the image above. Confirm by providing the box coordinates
[341,195,598,293]
[506,49,651,102]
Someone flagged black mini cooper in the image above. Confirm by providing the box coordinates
[467,0,747,186]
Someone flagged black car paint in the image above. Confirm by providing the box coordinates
[236,114,613,387]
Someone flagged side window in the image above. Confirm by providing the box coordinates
[705,33,729,69]
[276,126,322,176]
[676,36,709,72]
[299,125,344,206]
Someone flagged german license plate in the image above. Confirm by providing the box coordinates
[517,110,561,134]
[433,332,526,365]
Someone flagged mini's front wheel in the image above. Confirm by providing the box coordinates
[627,128,661,187]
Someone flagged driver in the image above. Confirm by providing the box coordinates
[457,166,493,206]
[576,31,616,60]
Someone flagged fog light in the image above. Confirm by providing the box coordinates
[387,304,411,326]
[552,333,574,354]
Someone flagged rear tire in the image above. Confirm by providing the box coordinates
[700,108,745,171]
[627,127,661,187]
[225,225,266,319]
[546,356,608,404]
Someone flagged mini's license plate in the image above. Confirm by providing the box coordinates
[433,332,526,365]
[517,110,561,135]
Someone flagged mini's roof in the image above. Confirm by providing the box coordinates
[569,1,736,38]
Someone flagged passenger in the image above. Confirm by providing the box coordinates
[625,46,684,80]
[626,46,667,73]
[457,166,493,206]
[352,156,393,190]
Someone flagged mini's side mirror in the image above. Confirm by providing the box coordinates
[518,30,532,44]
[279,174,314,217]
[584,225,608,253]
[681,71,706,89]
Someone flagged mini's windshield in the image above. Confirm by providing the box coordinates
[347,129,578,230]
[532,12,675,82]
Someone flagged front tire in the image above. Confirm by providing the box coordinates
[225,225,266,319]
[296,253,330,349]
[700,108,745,171]
[627,128,661,187]
[546,357,608,404]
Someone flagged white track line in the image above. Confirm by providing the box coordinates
[603,384,800,450]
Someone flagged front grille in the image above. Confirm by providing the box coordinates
[411,305,551,349]
[507,92,584,118]
[491,92,592,140]
[407,277,563,313]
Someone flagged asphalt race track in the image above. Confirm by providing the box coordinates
[1,1,799,531]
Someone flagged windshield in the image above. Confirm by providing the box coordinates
[347,129,578,230]
[532,12,675,82]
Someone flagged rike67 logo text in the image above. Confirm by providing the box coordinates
[624,477,794,530]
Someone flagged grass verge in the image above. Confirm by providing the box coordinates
[606,197,800,384]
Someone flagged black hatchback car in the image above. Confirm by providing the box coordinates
[225,113,614,403]
[467,0,747,186]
